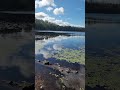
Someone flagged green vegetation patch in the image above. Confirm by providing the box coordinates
[52,48,85,64]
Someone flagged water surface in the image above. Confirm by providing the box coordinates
[35,31,85,90]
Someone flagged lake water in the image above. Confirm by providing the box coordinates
[35,31,85,90]
[35,31,85,64]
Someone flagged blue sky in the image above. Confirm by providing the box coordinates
[35,0,85,27]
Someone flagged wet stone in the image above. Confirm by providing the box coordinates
[75,71,78,74]
[66,69,71,73]
[9,81,13,85]
[40,86,44,90]
[43,60,50,65]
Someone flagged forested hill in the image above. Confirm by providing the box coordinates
[35,19,84,32]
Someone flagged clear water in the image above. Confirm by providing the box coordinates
[35,31,85,90]
[35,31,85,62]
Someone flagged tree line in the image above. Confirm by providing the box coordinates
[35,19,84,32]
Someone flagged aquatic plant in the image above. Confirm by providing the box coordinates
[52,48,85,64]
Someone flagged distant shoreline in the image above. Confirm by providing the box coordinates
[35,30,85,32]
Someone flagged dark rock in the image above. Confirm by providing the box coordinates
[38,60,41,62]
[66,69,71,73]
[43,60,50,65]
[75,71,78,74]
[61,69,64,72]
[9,81,13,85]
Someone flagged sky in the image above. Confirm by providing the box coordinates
[35,0,85,28]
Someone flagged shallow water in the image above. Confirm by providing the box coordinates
[35,31,85,62]
[35,31,85,90]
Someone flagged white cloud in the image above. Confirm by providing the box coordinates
[35,3,38,8]
[53,7,64,15]
[35,0,56,8]
[35,12,48,18]
[46,7,53,11]
[39,50,50,59]
[53,44,63,51]
[35,12,83,27]
[46,47,52,51]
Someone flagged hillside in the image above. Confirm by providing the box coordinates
[35,19,84,32]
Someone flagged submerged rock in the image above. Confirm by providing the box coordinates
[9,81,14,86]
[38,60,41,62]
[75,71,78,74]
[66,69,71,73]
[55,63,60,67]
[43,60,50,65]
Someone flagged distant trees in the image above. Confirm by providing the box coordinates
[35,19,84,31]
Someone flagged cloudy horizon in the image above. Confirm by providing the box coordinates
[35,0,85,28]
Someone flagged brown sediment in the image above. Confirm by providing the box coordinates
[35,60,85,90]
[35,74,44,90]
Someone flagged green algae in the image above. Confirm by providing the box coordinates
[52,48,85,64]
